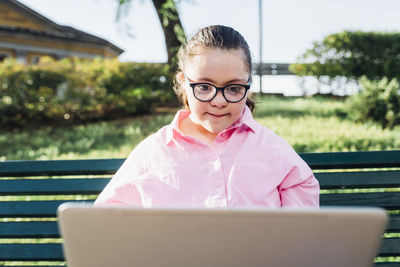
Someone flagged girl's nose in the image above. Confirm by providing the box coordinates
[210,90,228,107]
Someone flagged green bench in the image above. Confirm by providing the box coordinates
[0,150,399,266]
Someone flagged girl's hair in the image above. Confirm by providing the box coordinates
[174,25,255,112]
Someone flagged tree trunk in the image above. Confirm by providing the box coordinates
[151,0,186,67]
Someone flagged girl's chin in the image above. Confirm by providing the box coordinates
[190,116,228,134]
[201,124,226,134]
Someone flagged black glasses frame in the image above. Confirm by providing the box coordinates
[187,80,251,103]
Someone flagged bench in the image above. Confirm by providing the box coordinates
[0,150,399,266]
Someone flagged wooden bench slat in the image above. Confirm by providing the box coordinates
[387,215,400,233]
[320,192,400,209]
[380,238,400,257]
[317,171,400,189]
[0,178,111,195]
[1,215,398,238]
[375,262,400,266]
[0,159,123,177]
[1,150,399,177]
[1,195,399,216]
[300,150,400,169]
[0,171,397,194]
[0,200,92,217]
[0,172,398,194]
[0,240,398,263]
[0,243,63,261]
[0,221,59,238]
[1,240,397,263]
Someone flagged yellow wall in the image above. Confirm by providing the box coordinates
[26,51,53,63]
[0,4,45,30]
[0,48,15,57]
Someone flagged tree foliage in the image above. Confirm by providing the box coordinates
[290,31,400,80]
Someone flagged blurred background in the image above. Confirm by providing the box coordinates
[1,0,400,160]
[16,0,400,95]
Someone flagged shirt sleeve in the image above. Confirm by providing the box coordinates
[278,159,320,207]
[94,142,149,207]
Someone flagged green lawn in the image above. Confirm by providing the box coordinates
[253,96,400,152]
[1,95,400,161]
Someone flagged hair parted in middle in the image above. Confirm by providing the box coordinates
[173,25,255,112]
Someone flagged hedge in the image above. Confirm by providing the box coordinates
[0,57,175,128]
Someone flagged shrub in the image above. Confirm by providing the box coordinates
[0,57,175,128]
[346,77,400,128]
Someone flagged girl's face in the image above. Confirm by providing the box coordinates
[182,47,250,135]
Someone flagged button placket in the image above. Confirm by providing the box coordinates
[206,148,227,207]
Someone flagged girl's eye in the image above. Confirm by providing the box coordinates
[226,85,244,95]
[196,84,213,92]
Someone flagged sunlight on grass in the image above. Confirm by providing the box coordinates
[1,95,399,160]
[0,194,98,201]
[0,113,173,160]
[375,257,400,263]
[0,262,66,266]
[257,115,400,152]
[0,238,62,244]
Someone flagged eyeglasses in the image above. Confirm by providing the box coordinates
[185,75,251,103]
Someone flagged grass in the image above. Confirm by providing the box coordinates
[254,95,400,152]
[0,112,174,160]
[1,95,400,161]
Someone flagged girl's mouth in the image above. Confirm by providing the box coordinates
[207,112,228,118]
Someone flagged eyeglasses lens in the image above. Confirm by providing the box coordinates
[224,85,246,102]
[193,84,246,102]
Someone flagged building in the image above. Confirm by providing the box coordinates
[0,0,123,63]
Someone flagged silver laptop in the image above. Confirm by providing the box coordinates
[57,203,387,267]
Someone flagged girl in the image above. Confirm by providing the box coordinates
[95,25,319,207]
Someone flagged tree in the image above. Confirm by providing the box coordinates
[289,30,400,95]
[290,31,400,80]
[117,0,186,67]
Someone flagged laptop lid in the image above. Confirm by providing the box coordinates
[57,203,387,267]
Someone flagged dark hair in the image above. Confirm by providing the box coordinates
[174,25,255,111]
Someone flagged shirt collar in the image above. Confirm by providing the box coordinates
[226,105,257,134]
[165,105,257,145]
[165,109,190,145]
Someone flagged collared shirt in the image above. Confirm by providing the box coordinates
[95,106,320,208]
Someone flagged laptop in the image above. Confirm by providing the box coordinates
[57,203,388,267]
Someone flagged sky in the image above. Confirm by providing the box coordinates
[17,0,400,63]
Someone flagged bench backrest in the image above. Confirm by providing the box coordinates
[0,150,399,266]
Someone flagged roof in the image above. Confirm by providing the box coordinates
[0,0,124,55]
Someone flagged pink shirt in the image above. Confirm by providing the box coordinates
[95,106,319,208]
